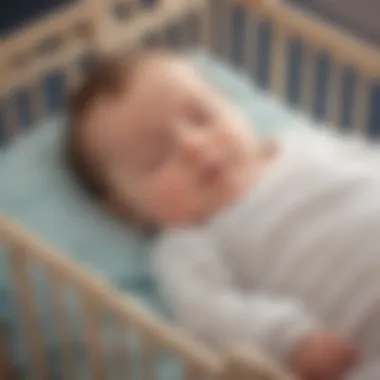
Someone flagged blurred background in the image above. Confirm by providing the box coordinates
[2,0,380,45]
[1,0,75,35]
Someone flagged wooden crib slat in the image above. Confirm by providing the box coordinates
[9,249,48,380]
[0,42,86,96]
[353,75,370,133]
[50,275,77,380]
[1,99,19,138]
[243,12,257,79]
[327,61,341,128]
[200,0,212,50]
[226,0,236,65]
[65,61,80,90]
[1,218,223,375]
[82,294,105,380]
[301,44,315,115]
[270,26,286,99]
[0,327,15,380]
[30,81,45,122]
[223,348,293,380]
[141,335,156,380]
[112,318,129,379]
[220,0,230,60]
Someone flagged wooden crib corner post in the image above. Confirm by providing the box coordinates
[82,0,110,54]
[0,325,17,380]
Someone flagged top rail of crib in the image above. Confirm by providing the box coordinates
[1,0,380,96]
[0,0,379,141]
[238,0,380,78]
[0,0,194,96]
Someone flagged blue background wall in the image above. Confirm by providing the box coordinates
[0,0,76,35]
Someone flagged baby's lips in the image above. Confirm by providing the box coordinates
[199,159,225,185]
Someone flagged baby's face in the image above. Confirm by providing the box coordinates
[84,55,256,227]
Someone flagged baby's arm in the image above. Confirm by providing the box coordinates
[152,229,357,379]
[153,231,310,360]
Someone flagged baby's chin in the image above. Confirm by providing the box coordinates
[153,164,255,227]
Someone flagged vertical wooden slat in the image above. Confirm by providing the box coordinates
[50,276,76,380]
[0,330,8,380]
[270,26,287,99]
[353,75,370,134]
[326,61,341,128]
[82,294,105,380]
[200,0,212,51]
[141,335,156,380]
[65,61,81,91]
[113,318,129,379]
[221,349,282,380]
[210,0,229,59]
[0,327,15,380]
[220,0,230,61]
[84,0,108,41]
[2,98,19,138]
[9,249,48,380]
[244,13,258,81]
[30,80,45,122]
[225,0,235,65]
[301,44,315,116]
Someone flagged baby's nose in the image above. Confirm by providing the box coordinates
[178,129,210,162]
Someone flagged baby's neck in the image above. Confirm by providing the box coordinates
[235,137,279,198]
[203,137,280,224]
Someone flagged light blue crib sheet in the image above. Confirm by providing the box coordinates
[0,52,308,379]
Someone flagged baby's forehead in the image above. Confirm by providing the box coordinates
[134,55,209,95]
[121,59,212,120]
[82,57,211,157]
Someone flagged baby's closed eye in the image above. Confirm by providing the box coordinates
[138,136,174,172]
[186,101,217,127]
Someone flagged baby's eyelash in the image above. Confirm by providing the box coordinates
[189,106,214,125]
[140,139,172,171]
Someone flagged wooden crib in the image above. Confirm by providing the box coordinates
[0,0,379,379]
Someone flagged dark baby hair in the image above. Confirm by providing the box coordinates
[65,47,173,233]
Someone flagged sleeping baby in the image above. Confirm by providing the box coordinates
[65,48,380,380]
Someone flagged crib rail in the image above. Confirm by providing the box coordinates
[241,0,380,77]
[0,0,204,148]
[0,217,292,380]
[1,0,380,147]
[0,3,97,94]
[245,0,379,133]
[0,2,95,142]
[96,0,205,55]
[205,0,380,135]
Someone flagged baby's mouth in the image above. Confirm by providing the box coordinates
[199,159,226,186]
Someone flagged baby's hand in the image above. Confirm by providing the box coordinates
[291,330,358,380]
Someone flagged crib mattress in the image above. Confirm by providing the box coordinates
[0,52,307,379]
